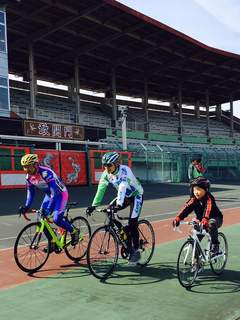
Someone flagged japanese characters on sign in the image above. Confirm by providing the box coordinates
[24,120,84,140]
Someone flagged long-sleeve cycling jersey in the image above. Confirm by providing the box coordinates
[92,165,143,207]
[177,192,223,222]
[188,163,206,181]
[25,165,67,210]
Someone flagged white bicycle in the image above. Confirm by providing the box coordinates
[176,220,228,289]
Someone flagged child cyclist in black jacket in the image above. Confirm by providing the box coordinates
[172,177,223,255]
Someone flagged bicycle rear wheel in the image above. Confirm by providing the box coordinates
[64,216,91,262]
[210,232,228,275]
[14,222,50,273]
[87,226,119,279]
[177,240,200,289]
[137,219,155,266]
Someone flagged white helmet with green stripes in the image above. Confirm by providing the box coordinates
[102,152,120,165]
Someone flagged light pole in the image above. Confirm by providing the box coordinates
[118,106,128,150]
[156,145,164,181]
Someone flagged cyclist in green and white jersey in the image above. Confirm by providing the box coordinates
[86,152,143,263]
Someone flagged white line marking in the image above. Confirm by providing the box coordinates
[0,205,239,251]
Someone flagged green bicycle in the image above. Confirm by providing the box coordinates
[14,202,91,274]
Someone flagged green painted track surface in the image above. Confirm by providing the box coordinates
[1,224,240,320]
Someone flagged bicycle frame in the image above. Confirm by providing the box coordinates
[34,208,81,250]
[179,221,225,266]
[37,218,68,249]
[188,227,211,266]
[98,208,130,253]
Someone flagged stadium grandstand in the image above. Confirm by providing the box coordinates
[1,0,240,186]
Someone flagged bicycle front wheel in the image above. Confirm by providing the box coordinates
[210,232,228,275]
[87,226,119,279]
[177,240,200,289]
[137,219,155,266]
[14,222,50,273]
[64,216,91,262]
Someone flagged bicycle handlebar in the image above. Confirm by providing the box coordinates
[174,220,207,235]
[21,212,31,222]
[19,209,53,223]
[95,207,128,221]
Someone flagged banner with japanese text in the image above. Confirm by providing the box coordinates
[24,120,84,140]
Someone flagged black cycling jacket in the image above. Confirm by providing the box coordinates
[177,192,223,221]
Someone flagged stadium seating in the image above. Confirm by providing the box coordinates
[9,86,240,140]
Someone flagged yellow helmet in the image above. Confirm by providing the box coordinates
[21,154,39,166]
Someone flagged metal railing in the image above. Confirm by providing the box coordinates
[10,104,111,127]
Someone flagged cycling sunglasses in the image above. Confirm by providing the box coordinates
[103,163,114,167]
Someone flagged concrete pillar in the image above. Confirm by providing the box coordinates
[143,78,149,133]
[74,57,81,124]
[216,103,222,121]
[178,84,183,136]
[29,43,36,118]
[195,101,200,119]
[230,95,234,137]
[169,99,176,116]
[111,68,117,128]
[206,90,210,137]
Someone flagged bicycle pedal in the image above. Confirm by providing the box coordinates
[54,248,62,254]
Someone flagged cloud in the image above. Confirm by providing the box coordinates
[194,0,240,33]
[119,0,240,53]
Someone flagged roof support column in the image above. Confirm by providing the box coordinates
[205,90,210,137]
[29,43,36,119]
[195,101,200,119]
[230,95,234,137]
[169,98,176,116]
[216,103,222,121]
[143,77,149,133]
[178,84,183,136]
[74,57,81,124]
[111,68,117,129]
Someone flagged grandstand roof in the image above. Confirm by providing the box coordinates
[6,0,240,106]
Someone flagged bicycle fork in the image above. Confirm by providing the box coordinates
[30,223,44,249]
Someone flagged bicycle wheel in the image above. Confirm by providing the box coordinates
[87,226,119,279]
[177,240,200,288]
[210,232,228,275]
[14,222,50,273]
[64,216,91,262]
[137,219,155,266]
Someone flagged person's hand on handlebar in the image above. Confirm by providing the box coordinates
[109,204,122,213]
[172,216,181,228]
[18,205,29,215]
[86,206,96,217]
[200,217,209,229]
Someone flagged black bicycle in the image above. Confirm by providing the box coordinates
[86,207,155,279]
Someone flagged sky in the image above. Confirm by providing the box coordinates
[118,0,240,117]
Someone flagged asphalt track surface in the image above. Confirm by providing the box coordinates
[1,182,240,249]
[1,183,240,320]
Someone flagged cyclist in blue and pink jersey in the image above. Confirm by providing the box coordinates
[18,153,79,246]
